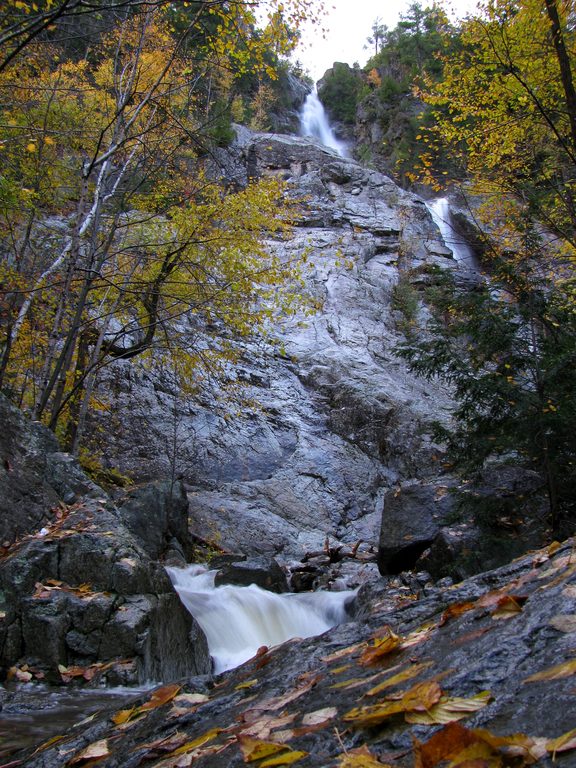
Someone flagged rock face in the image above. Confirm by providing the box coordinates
[0,404,211,683]
[0,394,104,544]
[12,537,576,767]
[0,494,211,684]
[87,129,459,573]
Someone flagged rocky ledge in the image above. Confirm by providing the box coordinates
[9,536,576,767]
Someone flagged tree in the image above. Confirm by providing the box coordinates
[367,17,387,56]
[417,0,576,257]
[0,0,322,453]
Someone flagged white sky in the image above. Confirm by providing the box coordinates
[294,0,480,81]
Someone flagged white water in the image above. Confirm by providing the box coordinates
[299,91,348,157]
[427,197,477,269]
[167,565,355,674]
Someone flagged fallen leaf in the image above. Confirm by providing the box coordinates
[547,727,576,755]
[137,683,181,712]
[244,677,317,717]
[322,642,365,663]
[406,691,492,725]
[301,707,337,726]
[448,740,502,767]
[343,700,406,727]
[473,729,548,762]
[330,664,353,675]
[414,722,480,768]
[237,713,296,741]
[400,622,436,648]
[360,628,402,665]
[238,737,288,763]
[549,615,576,633]
[523,658,576,682]
[168,728,223,756]
[439,601,476,626]
[400,680,443,712]
[490,595,525,620]
[337,745,394,767]
[69,739,111,764]
[366,662,434,697]
[236,680,259,691]
[173,693,210,705]
[260,750,308,766]
[112,707,136,726]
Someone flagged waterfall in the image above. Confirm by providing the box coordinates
[427,197,477,269]
[167,565,355,674]
[299,91,348,157]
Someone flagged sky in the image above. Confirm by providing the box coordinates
[293,0,480,81]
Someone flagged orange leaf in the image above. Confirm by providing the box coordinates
[439,601,476,626]
[400,680,443,712]
[137,683,181,712]
[414,722,480,768]
[360,628,401,665]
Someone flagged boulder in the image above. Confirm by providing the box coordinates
[117,480,193,560]
[378,479,456,574]
[215,557,289,593]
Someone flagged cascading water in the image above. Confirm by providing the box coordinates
[427,197,477,270]
[167,565,355,674]
[299,91,348,157]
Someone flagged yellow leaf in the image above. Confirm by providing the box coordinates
[236,679,259,690]
[337,745,394,767]
[26,142,36,152]
[171,728,222,755]
[366,662,434,696]
[400,680,443,712]
[260,750,308,766]
[405,691,492,725]
[547,727,576,755]
[239,737,288,762]
[343,700,406,727]
[524,658,576,682]
[112,707,136,725]
[360,628,401,665]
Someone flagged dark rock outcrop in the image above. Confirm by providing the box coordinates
[0,397,211,684]
[0,394,103,545]
[0,497,210,684]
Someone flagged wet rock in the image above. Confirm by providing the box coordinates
[117,480,193,560]
[0,489,210,684]
[85,128,454,564]
[0,394,102,544]
[378,478,457,574]
[215,558,289,593]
